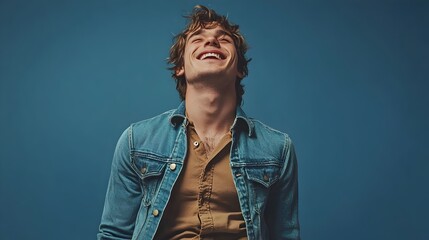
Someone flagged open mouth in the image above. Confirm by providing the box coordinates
[197,51,226,60]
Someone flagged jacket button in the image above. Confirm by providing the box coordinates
[263,174,269,182]
[140,167,147,174]
[152,209,159,217]
[170,163,177,171]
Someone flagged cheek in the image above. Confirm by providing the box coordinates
[183,48,196,65]
[229,52,240,66]
[228,47,239,62]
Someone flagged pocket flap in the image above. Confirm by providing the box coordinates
[132,157,166,179]
[245,165,280,188]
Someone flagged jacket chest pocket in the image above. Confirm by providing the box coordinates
[132,154,167,206]
[244,164,280,208]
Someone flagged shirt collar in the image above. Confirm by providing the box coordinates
[169,101,254,137]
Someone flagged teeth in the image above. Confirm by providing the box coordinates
[200,52,221,60]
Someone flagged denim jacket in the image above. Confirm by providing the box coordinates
[98,102,300,240]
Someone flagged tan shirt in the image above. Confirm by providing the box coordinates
[154,123,247,240]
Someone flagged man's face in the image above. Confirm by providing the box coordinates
[176,25,243,84]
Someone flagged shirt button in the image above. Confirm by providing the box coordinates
[169,163,177,171]
[152,209,159,217]
[193,141,199,147]
[140,167,147,174]
[263,174,269,182]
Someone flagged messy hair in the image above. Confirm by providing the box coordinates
[168,5,251,105]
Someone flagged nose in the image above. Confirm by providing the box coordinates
[204,36,220,47]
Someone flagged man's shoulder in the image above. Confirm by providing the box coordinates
[242,117,293,161]
[234,117,292,163]
[249,118,291,141]
[122,108,181,151]
[130,109,176,130]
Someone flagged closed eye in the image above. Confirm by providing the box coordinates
[191,38,203,43]
[218,34,233,43]
[219,38,231,43]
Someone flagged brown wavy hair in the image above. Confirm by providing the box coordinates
[168,5,251,105]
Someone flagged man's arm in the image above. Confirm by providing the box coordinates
[266,136,300,240]
[98,127,142,240]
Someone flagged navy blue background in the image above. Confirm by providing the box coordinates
[1,0,428,239]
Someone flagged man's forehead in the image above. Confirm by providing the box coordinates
[187,25,231,39]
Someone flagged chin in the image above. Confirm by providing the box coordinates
[197,71,229,79]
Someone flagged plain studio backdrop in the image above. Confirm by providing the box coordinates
[0,0,428,239]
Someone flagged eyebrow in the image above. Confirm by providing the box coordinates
[188,29,232,40]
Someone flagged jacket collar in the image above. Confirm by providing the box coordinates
[169,101,254,137]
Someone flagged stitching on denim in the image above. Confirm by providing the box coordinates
[280,135,291,176]
[128,125,134,151]
[231,161,281,167]
[132,152,171,162]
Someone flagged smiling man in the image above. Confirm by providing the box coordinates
[98,5,300,240]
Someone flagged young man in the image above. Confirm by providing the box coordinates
[98,5,300,240]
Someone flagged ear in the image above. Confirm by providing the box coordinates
[176,67,185,77]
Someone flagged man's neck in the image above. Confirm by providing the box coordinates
[185,84,237,140]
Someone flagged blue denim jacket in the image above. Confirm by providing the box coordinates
[98,102,300,240]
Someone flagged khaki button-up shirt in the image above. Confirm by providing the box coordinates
[154,122,247,240]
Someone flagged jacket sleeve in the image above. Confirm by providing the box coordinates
[98,126,142,240]
[266,136,300,239]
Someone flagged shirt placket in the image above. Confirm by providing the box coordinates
[189,127,231,237]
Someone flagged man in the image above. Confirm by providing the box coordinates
[98,5,300,240]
